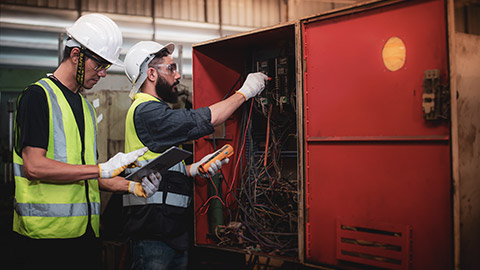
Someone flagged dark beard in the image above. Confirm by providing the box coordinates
[155,75,179,103]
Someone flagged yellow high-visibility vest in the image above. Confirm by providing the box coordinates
[13,78,100,239]
[125,93,165,162]
[123,93,188,207]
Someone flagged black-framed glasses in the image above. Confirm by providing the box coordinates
[151,63,178,76]
[84,50,111,71]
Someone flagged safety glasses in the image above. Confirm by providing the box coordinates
[84,50,111,71]
[152,63,178,76]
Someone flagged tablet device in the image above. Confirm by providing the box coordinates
[125,146,192,181]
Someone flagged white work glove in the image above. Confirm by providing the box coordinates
[236,72,269,100]
[188,152,230,178]
[98,147,148,178]
[128,172,161,198]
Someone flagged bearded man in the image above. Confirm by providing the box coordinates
[122,41,268,270]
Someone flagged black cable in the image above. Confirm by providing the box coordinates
[210,64,299,256]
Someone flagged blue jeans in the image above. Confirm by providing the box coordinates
[131,239,188,270]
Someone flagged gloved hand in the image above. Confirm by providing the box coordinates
[236,72,269,100]
[188,151,230,178]
[128,172,161,198]
[187,153,230,178]
[187,149,230,178]
[98,147,148,178]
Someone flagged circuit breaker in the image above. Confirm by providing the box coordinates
[192,0,453,269]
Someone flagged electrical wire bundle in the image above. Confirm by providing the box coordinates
[195,70,298,257]
[217,95,298,257]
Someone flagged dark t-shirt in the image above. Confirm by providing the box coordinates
[15,77,85,161]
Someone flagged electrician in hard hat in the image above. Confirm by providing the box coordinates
[12,14,160,270]
[122,41,268,270]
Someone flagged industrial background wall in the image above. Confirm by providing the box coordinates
[455,32,480,270]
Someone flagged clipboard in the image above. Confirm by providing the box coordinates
[125,146,192,182]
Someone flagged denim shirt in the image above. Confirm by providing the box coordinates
[134,97,214,153]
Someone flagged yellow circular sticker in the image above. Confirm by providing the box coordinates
[382,37,406,71]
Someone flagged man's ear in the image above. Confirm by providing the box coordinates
[147,67,157,82]
[70,47,80,64]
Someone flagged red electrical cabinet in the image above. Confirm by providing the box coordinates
[192,0,453,269]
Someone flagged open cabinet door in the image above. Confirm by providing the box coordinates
[302,0,451,269]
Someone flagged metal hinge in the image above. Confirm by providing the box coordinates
[422,69,450,121]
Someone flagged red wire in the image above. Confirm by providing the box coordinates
[198,195,225,216]
[208,172,220,196]
[198,102,255,216]
[226,100,254,205]
[199,173,226,214]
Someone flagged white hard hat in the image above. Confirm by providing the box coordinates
[66,13,124,66]
[124,41,175,99]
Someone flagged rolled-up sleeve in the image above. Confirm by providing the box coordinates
[134,100,214,152]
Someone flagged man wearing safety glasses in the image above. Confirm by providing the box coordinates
[122,41,268,270]
[12,14,160,270]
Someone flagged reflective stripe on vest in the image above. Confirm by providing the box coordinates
[13,78,100,239]
[13,163,25,178]
[14,199,100,217]
[122,191,191,208]
[165,192,190,208]
[39,79,68,162]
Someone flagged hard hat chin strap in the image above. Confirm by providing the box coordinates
[76,47,86,88]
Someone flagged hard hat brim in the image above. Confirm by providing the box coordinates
[111,58,124,67]
[155,43,175,56]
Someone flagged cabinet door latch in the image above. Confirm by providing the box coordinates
[422,69,449,121]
